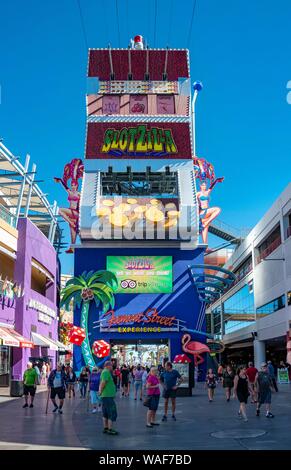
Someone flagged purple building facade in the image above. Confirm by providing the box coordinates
[1,218,59,387]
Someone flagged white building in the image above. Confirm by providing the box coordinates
[207,183,291,368]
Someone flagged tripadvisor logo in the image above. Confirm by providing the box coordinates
[101,125,178,156]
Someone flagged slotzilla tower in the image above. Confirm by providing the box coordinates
[74,37,206,383]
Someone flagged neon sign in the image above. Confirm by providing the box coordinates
[99,308,180,333]
[101,125,178,156]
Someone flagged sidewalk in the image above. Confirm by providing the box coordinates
[0,383,290,450]
[0,384,47,404]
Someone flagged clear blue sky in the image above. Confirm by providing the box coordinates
[1,0,291,274]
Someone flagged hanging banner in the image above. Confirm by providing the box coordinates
[86,122,192,159]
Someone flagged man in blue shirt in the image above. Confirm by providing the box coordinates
[160,362,182,422]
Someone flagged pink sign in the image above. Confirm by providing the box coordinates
[130,95,148,114]
[157,95,175,114]
[103,95,120,115]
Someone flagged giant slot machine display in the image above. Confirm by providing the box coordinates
[71,36,209,392]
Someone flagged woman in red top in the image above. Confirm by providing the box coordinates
[145,367,160,428]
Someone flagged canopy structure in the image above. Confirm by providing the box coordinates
[31,332,65,351]
[0,141,64,253]
[188,264,236,305]
[0,326,33,348]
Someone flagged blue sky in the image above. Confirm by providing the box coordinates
[1,0,291,274]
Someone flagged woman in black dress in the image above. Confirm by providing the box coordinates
[233,366,251,422]
[222,365,235,402]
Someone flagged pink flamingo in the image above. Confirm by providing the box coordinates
[182,334,210,366]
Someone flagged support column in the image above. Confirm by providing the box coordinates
[254,339,266,369]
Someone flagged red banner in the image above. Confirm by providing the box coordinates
[86,122,192,159]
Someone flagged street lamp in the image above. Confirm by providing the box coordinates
[192,81,203,155]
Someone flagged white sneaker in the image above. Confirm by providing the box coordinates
[92,409,97,413]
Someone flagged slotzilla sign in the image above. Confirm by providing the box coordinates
[86,122,192,159]
[100,308,180,332]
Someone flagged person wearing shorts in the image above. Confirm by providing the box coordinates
[48,363,66,414]
[145,367,160,428]
[160,362,182,422]
[23,362,38,408]
[246,361,258,403]
[255,363,275,418]
[99,361,118,435]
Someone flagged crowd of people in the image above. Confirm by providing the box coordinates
[21,357,286,435]
[205,360,281,422]
[22,359,183,435]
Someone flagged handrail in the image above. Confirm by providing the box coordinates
[0,203,17,228]
[256,236,281,264]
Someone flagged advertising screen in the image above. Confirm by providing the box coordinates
[106,256,173,294]
[86,122,192,159]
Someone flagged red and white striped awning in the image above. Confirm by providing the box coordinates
[0,327,34,348]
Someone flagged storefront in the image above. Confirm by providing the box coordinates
[0,325,33,387]
[73,247,206,374]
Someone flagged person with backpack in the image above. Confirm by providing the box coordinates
[255,363,275,418]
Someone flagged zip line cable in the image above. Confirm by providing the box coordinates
[76,0,89,52]
[115,0,121,48]
[153,0,157,47]
[186,0,197,48]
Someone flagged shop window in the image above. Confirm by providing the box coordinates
[157,95,175,114]
[288,291,291,306]
[0,346,10,385]
[257,294,286,316]
[129,95,148,114]
[31,259,54,302]
[102,95,120,115]
[255,225,281,264]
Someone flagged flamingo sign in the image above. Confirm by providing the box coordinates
[181,334,210,366]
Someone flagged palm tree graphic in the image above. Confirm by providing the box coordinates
[61,270,117,369]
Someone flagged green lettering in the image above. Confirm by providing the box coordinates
[164,129,178,153]
[136,125,147,152]
[111,130,119,149]
[101,129,114,152]
[147,130,153,150]
[152,128,163,151]
[118,128,128,151]
[128,128,138,151]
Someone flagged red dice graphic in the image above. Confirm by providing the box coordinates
[68,325,86,346]
[92,340,110,358]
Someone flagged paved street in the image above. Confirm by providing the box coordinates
[0,383,290,450]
